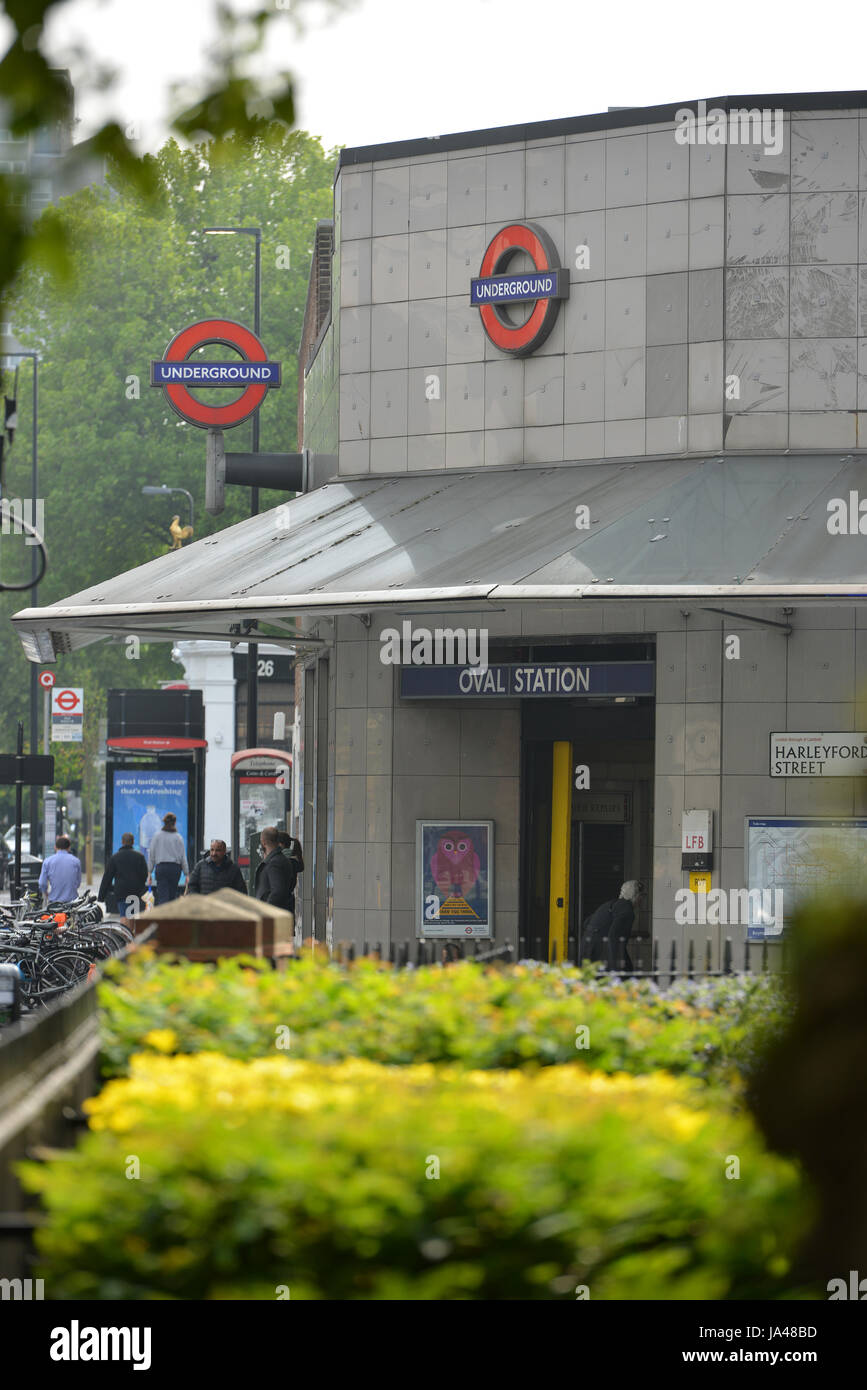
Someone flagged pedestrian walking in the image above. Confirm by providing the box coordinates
[277,831,304,872]
[582,880,645,970]
[38,835,82,904]
[254,825,297,918]
[186,839,247,896]
[146,813,189,905]
[98,832,148,923]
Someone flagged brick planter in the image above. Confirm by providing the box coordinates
[140,888,295,965]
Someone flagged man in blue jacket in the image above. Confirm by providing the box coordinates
[39,835,82,904]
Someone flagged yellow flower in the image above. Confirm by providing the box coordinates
[142,1028,178,1054]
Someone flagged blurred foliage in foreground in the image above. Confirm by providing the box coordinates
[750,895,867,1290]
[97,952,791,1085]
[20,1052,815,1300]
[0,0,347,310]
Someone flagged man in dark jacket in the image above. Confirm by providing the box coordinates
[254,826,297,913]
[186,839,247,896]
[98,832,148,922]
[582,880,644,970]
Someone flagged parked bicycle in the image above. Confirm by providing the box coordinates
[0,891,133,1010]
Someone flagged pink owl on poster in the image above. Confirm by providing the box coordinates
[430,832,481,898]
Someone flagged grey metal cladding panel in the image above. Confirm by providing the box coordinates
[54,481,390,607]
[646,272,687,346]
[525,457,858,586]
[791,191,858,263]
[755,456,867,582]
[271,461,698,594]
[726,193,789,264]
[233,480,473,596]
[246,468,538,592]
[726,129,790,195]
[398,459,700,587]
[791,118,858,191]
[790,265,857,337]
[726,268,789,339]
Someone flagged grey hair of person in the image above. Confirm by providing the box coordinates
[619,880,643,903]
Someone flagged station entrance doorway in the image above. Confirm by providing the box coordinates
[520,641,655,964]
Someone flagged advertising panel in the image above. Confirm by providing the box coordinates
[416,820,493,939]
[112,769,189,862]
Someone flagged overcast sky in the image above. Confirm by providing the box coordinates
[5,0,865,154]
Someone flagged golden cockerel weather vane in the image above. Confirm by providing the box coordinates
[169,514,194,550]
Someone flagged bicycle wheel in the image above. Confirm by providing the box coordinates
[88,925,133,952]
[36,948,97,998]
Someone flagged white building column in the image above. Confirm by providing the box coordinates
[174,641,236,851]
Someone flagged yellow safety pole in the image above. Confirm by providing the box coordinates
[548,741,572,962]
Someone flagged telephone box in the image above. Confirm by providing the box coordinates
[231,748,292,876]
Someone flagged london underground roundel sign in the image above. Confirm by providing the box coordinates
[150,319,282,430]
[470,222,569,357]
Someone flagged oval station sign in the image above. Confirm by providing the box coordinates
[150,318,282,430]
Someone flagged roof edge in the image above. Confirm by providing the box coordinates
[337,90,867,169]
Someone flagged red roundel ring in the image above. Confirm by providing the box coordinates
[477,222,564,356]
[161,319,269,429]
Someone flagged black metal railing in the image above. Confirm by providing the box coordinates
[329,932,785,979]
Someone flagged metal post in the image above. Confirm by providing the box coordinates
[29,360,39,856]
[245,640,258,748]
[252,228,261,515]
[246,230,262,744]
[13,721,23,900]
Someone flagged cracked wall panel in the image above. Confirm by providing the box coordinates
[725,339,789,412]
[790,265,857,337]
[725,266,789,339]
[789,338,857,410]
[790,191,858,263]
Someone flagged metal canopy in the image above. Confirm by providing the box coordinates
[12,455,867,662]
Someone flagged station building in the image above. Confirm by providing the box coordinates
[14,92,867,962]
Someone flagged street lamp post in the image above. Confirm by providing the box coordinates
[203,225,262,750]
[1,351,41,854]
[141,483,194,537]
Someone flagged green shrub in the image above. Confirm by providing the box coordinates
[20,1052,815,1300]
[98,951,789,1084]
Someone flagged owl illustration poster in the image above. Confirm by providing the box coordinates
[416,820,493,938]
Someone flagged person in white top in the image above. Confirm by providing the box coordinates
[146,812,189,905]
